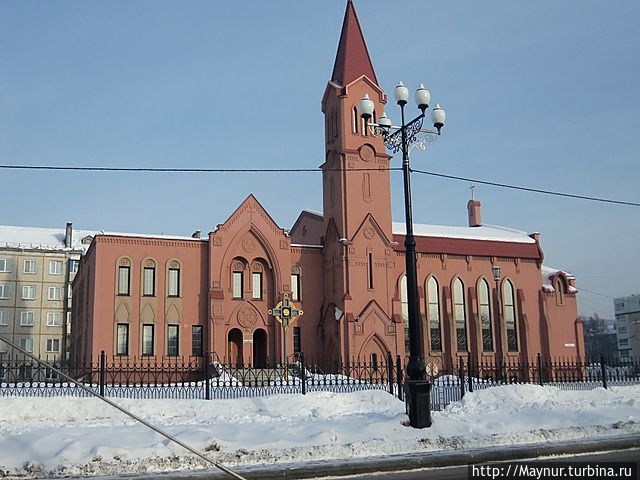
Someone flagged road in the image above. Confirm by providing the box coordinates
[318,449,640,480]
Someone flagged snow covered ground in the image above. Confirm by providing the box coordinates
[1,384,639,478]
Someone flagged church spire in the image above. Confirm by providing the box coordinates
[330,0,379,87]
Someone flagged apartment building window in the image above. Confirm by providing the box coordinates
[24,260,37,274]
[168,268,180,297]
[293,327,301,353]
[0,310,8,326]
[142,324,154,356]
[0,258,12,272]
[46,312,61,327]
[49,260,63,275]
[251,272,262,300]
[143,268,155,296]
[46,338,60,353]
[291,273,301,301]
[20,311,35,326]
[48,286,62,301]
[0,284,9,299]
[192,326,203,357]
[118,267,130,296]
[22,285,36,300]
[619,326,627,334]
[116,323,129,356]
[619,338,629,346]
[69,260,79,274]
[0,341,7,354]
[19,337,34,353]
[167,324,179,356]
[232,271,243,299]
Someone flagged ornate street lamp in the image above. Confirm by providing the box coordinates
[359,82,446,428]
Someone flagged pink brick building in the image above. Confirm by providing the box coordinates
[70,1,584,371]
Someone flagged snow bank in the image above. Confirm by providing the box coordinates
[0,385,638,478]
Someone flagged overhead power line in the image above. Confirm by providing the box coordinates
[1,163,638,207]
[411,169,640,207]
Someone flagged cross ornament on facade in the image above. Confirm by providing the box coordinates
[269,293,303,369]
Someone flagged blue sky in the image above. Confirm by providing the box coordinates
[1,1,638,318]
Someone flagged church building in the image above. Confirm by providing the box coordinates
[70,1,584,372]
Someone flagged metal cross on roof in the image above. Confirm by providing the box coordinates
[268,294,303,330]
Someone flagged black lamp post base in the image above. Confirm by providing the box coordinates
[404,380,432,428]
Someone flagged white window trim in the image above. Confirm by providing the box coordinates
[0,310,8,326]
[0,284,9,299]
[23,260,37,274]
[46,338,60,352]
[46,312,61,327]
[48,286,62,301]
[22,285,36,300]
[20,337,34,352]
[49,260,63,275]
[20,311,35,326]
[0,258,12,273]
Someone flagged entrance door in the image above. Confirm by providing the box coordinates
[253,328,268,368]
[227,328,244,367]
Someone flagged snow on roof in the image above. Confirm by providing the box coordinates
[302,209,323,218]
[97,231,206,242]
[542,266,577,293]
[392,222,536,244]
[0,225,100,252]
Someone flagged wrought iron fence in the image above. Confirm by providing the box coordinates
[0,351,638,411]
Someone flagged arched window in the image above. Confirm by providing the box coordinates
[503,280,518,351]
[555,278,564,306]
[400,275,409,355]
[453,278,468,351]
[427,277,442,352]
[478,279,493,351]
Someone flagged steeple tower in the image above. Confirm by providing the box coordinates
[319,1,400,363]
[331,0,379,89]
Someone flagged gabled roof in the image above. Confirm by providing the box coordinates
[331,0,378,87]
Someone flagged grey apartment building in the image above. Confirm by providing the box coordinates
[613,294,640,359]
[0,223,95,361]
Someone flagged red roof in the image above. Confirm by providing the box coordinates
[393,234,543,260]
[331,0,378,87]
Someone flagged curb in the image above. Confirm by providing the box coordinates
[119,434,640,480]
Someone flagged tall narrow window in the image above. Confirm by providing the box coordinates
[192,325,203,357]
[232,271,243,299]
[143,267,155,296]
[479,279,493,352]
[116,323,129,356]
[400,275,409,355]
[252,272,262,300]
[352,106,359,133]
[293,326,301,353]
[291,273,301,301]
[503,280,518,351]
[142,324,154,356]
[427,277,442,352]
[167,324,179,356]
[118,266,130,296]
[168,268,180,297]
[368,252,374,289]
[453,278,468,351]
[0,310,8,326]
[555,279,564,306]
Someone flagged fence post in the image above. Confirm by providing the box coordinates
[99,350,106,397]
[396,355,403,401]
[459,357,465,399]
[600,354,608,389]
[537,353,544,386]
[467,352,473,393]
[300,352,307,395]
[387,351,394,395]
[204,352,211,400]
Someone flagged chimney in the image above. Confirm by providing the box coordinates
[65,222,73,248]
[191,230,201,239]
[467,200,482,227]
